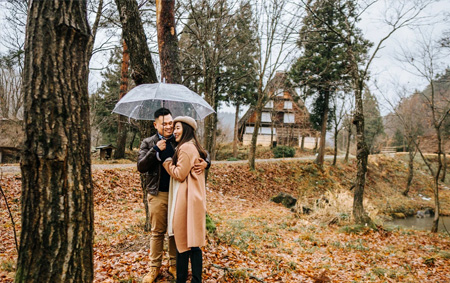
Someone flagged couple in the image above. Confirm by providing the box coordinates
[138,108,209,283]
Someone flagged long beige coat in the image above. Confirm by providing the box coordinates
[163,141,206,253]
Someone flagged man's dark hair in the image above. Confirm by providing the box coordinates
[154,107,172,119]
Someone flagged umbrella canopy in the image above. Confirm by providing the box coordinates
[112,83,215,120]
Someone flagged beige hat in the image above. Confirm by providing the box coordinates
[173,116,197,131]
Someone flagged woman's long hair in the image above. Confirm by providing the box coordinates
[172,121,207,165]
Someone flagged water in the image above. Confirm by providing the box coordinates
[388,216,450,232]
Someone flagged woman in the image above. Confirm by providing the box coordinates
[162,116,207,283]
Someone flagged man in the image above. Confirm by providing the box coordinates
[137,108,210,282]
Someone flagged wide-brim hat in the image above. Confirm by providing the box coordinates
[173,116,197,131]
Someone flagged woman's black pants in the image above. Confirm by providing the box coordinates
[176,247,202,283]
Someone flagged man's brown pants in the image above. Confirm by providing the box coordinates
[148,192,177,267]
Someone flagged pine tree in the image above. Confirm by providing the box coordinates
[289,0,370,167]
[363,89,384,153]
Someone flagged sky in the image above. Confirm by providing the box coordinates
[1,0,449,117]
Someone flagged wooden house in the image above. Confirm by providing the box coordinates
[238,71,319,148]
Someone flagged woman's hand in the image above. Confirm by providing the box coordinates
[193,158,208,175]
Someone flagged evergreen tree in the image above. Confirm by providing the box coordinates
[363,89,384,153]
[289,0,370,166]
[92,47,122,145]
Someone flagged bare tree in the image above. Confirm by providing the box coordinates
[247,0,301,170]
[331,95,348,166]
[310,0,436,225]
[397,32,449,232]
[16,1,94,282]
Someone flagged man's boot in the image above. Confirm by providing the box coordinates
[142,267,160,283]
[168,265,177,279]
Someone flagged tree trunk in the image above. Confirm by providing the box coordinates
[431,128,442,233]
[352,86,373,226]
[333,127,338,166]
[114,39,130,159]
[156,0,181,84]
[344,125,351,163]
[403,139,415,196]
[115,0,158,86]
[115,0,158,231]
[233,102,240,158]
[316,90,330,167]
[129,129,137,150]
[249,95,264,170]
[87,0,103,62]
[441,152,446,183]
[301,135,305,151]
[16,1,93,282]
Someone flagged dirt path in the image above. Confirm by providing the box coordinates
[0,155,350,175]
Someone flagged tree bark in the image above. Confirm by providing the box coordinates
[344,125,351,163]
[156,0,181,84]
[352,86,372,226]
[333,127,338,166]
[249,94,264,170]
[233,102,240,158]
[315,90,330,167]
[441,152,447,183]
[114,39,130,159]
[403,138,415,196]
[115,0,158,232]
[16,1,93,282]
[115,0,158,85]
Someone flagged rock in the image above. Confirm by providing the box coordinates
[416,210,425,218]
[271,192,297,208]
[392,212,406,219]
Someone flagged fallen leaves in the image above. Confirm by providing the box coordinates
[1,159,450,282]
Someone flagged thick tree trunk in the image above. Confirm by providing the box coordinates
[115,0,157,85]
[233,102,240,158]
[16,1,93,282]
[301,135,305,151]
[344,126,351,163]
[156,0,181,84]
[316,90,330,167]
[352,87,372,226]
[115,0,158,231]
[114,39,130,159]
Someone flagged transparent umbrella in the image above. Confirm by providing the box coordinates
[112,83,215,120]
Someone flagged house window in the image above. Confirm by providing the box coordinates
[245,126,275,135]
[245,126,254,134]
[261,112,271,122]
[284,113,295,123]
[276,89,284,97]
[284,101,293,109]
[265,100,273,108]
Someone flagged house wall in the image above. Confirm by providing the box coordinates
[242,134,272,146]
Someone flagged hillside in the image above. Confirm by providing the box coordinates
[1,156,450,282]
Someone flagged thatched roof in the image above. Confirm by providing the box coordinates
[0,119,23,149]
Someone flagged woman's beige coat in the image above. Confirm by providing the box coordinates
[163,141,206,253]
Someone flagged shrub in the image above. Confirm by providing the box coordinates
[272,146,296,158]
[206,213,216,233]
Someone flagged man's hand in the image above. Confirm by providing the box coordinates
[193,158,208,175]
[156,139,166,151]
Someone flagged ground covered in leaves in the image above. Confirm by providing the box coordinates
[1,156,450,282]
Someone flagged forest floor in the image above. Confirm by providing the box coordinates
[1,155,450,282]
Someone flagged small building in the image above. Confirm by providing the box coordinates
[238,71,319,148]
[95,144,116,160]
[0,119,23,163]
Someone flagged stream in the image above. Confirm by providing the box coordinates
[388,216,450,232]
